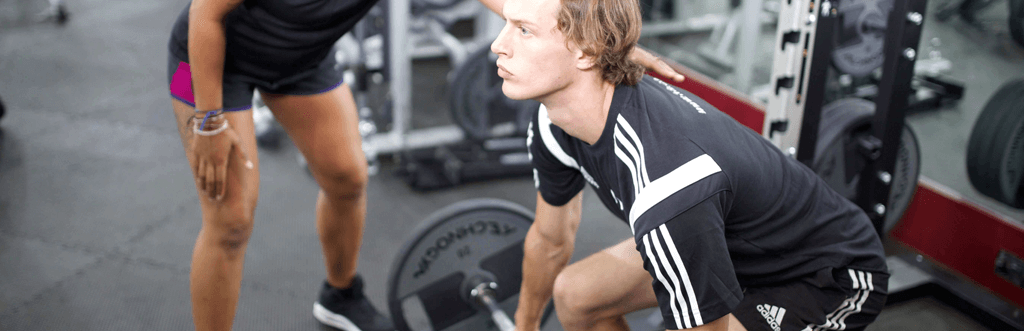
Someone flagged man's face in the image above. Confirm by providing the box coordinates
[490,0,580,100]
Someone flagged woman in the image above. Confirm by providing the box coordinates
[166,0,684,330]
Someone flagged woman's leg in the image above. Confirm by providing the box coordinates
[259,84,366,290]
[171,99,260,331]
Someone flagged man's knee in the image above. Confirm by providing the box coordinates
[553,269,599,325]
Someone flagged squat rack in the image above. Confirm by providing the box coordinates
[657,0,1024,329]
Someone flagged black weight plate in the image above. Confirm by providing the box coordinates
[968,86,1015,201]
[832,0,895,77]
[388,199,551,331]
[967,79,1021,205]
[0,95,5,119]
[813,98,921,233]
[1010,0,1024,47]
[967,79,1024,208]
[450,48,540,141]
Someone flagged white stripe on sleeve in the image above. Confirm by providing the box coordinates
[629,154,721,232]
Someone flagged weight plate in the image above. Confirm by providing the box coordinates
[0,95,5,119]
[450,48,540,141]
[1011,0,1024,47]
[387,199,551,331]
[813,98,921,233]
[832,0,895,77]
[967,79,1024,208]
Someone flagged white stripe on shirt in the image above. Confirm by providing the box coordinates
[616,115,650,186]
[629,154,722,232]
[537,104,579,170]
[614,126,643,195]
[614,142,641,197]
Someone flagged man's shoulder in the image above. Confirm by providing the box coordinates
[632,75,711,116]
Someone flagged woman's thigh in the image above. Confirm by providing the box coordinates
[259,84,365,189]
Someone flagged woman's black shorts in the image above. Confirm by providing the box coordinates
[167,52,344,111]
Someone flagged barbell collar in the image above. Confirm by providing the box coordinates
[472,282,516,331]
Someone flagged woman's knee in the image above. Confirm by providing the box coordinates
[312,158,368,200]
[202,201,257,252]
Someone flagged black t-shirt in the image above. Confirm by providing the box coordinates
[528,75,887,319]
[168,0,378,83]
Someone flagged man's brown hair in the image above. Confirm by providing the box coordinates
[556,0,644,85]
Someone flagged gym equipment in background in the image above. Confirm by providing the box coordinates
[391,47,536,191]
[728,0,1024,327]
[387,199,554,331]
[832,0,894,77]
[966,78,1024,209]
[812,98,921,234]
[448,48,537,142]
[936,0,1024,47]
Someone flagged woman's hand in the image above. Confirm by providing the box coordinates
[631,46,685,83]
[190,118,253,201]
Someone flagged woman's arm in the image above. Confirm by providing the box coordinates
[188,0,244,111]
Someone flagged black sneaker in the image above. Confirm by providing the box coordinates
[313,275,395,331]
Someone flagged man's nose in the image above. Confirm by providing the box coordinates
[491,23,510,57]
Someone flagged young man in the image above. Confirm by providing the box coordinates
[487,0,890,329]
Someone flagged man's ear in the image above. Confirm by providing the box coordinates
[574,47,597,71]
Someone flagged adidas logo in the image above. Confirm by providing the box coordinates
[756,304,786,331]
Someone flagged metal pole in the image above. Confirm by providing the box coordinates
[856,0,928,236]
[735,0,764,94]
[388,0,411,149]
[795,1,838,166]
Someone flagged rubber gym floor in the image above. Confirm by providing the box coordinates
[1,0,1022,330]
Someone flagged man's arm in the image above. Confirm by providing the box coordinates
[515,191,584,331]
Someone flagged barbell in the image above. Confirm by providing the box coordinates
[386,198,554,331]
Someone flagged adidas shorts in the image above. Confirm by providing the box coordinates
[732,268,888,331]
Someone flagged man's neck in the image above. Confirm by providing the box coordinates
[540,74,617,145]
